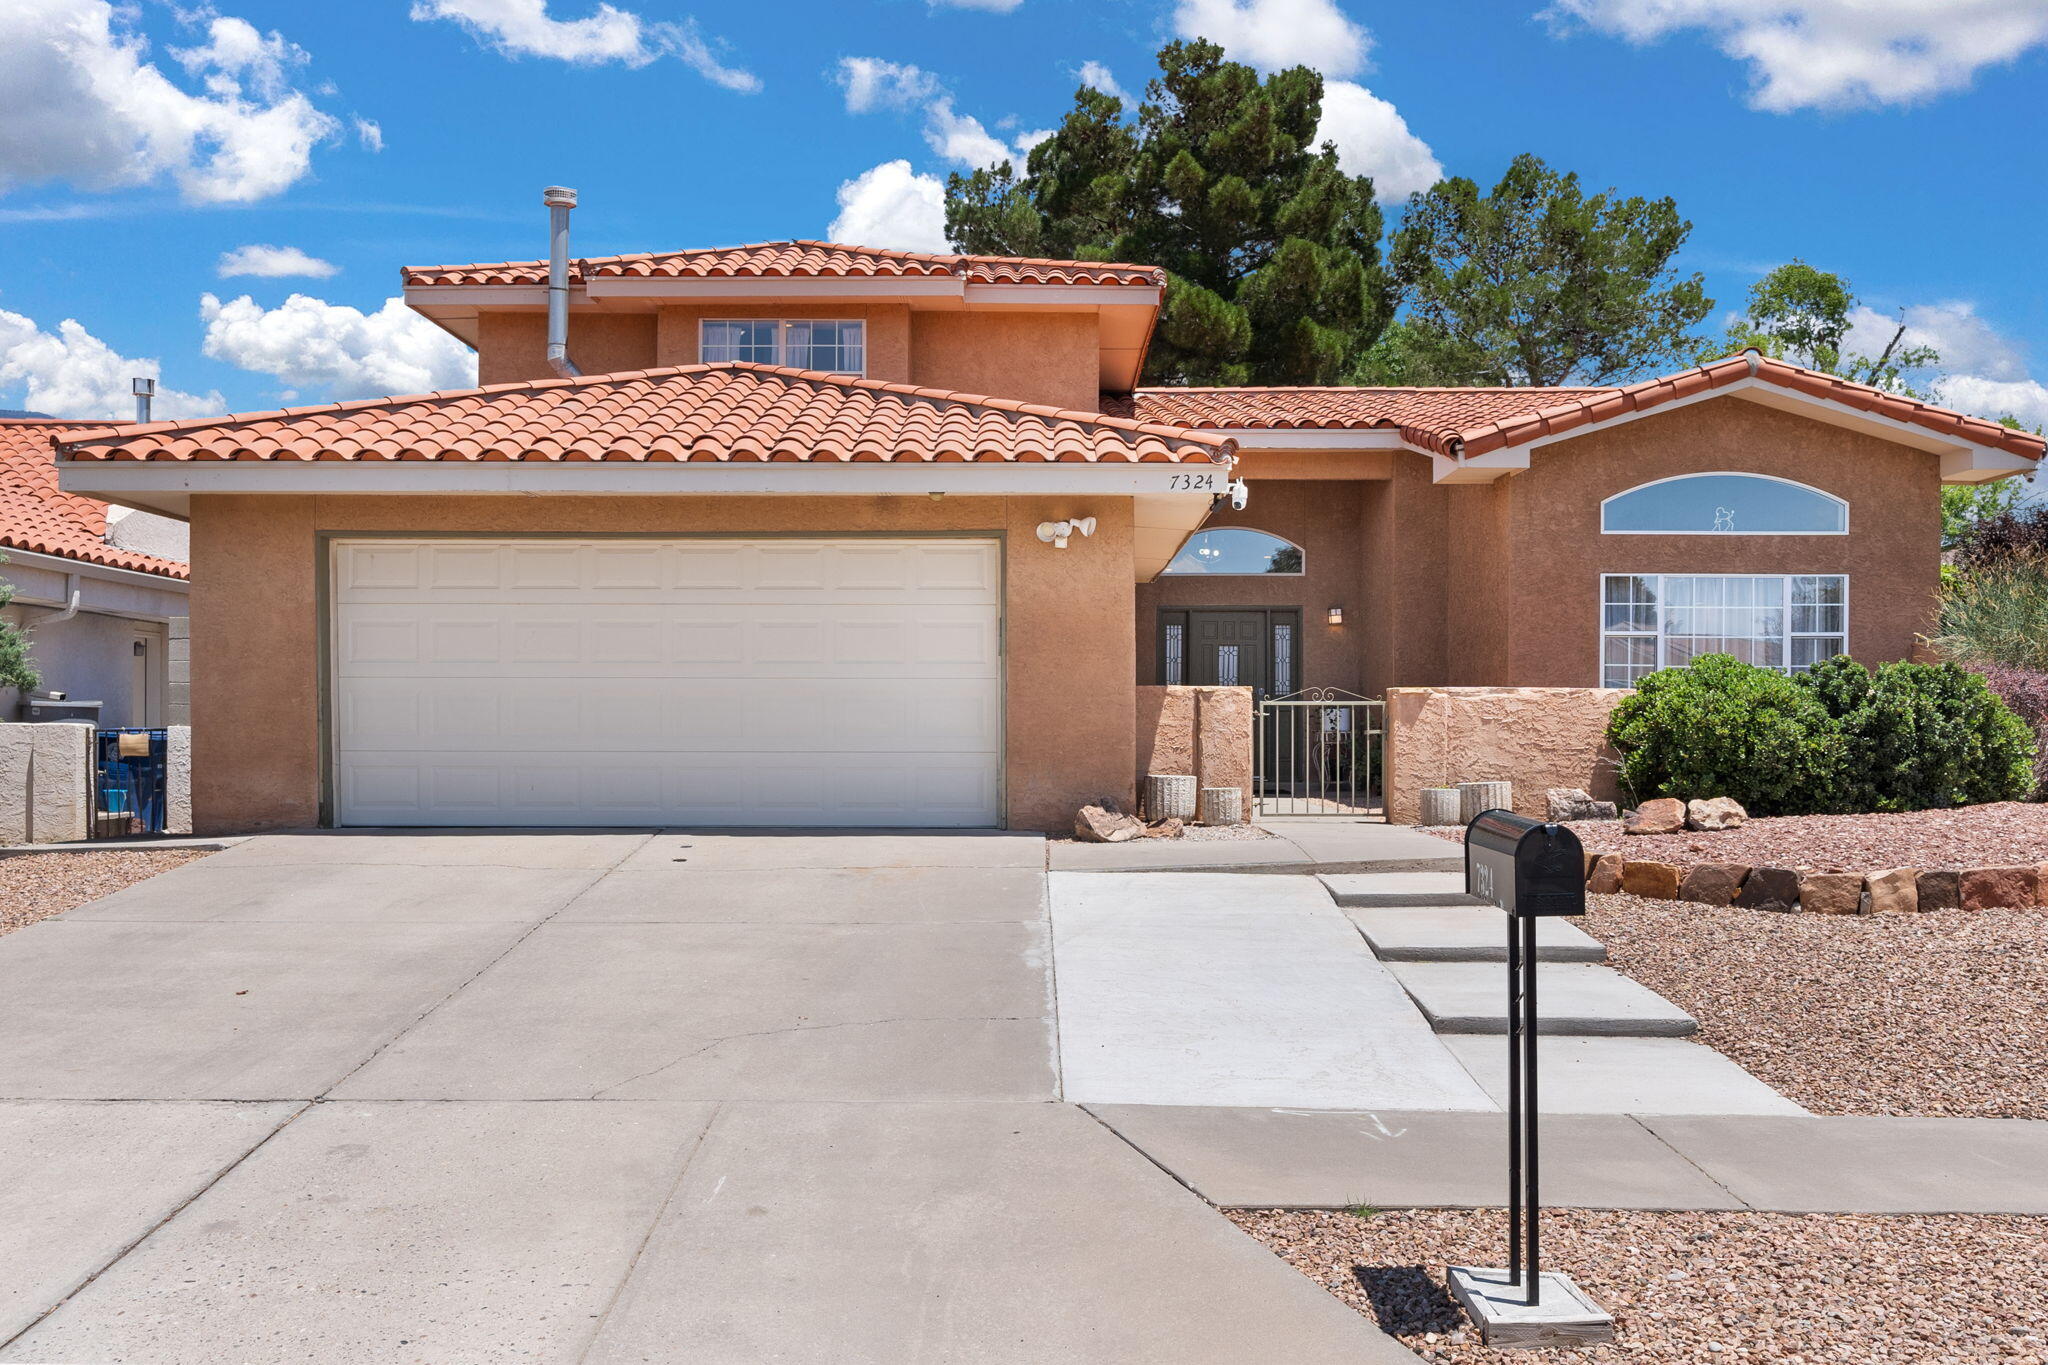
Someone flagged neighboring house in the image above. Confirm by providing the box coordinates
[0,419,189,727]
[48,235,2043,834]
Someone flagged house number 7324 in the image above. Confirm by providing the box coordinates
[1167,472,1219,491]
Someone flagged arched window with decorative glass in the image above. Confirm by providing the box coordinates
[1600,473,1848,535]
[1162,528,1305,575]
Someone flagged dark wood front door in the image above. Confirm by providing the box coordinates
[1157,608,1300,699]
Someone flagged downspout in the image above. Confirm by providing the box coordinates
[35,573,81,631]
[543,186,580,379]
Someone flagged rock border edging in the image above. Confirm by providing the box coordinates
[1584,853,2048,913]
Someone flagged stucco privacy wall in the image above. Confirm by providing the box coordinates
[186,494,1136,835]
[1134,685,1253,821]
[1383,686,1624,825]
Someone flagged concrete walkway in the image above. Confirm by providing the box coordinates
[0,829,1418,1365]
[1049,817,1460,874]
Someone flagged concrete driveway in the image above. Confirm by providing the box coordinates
[0,829,1413,1364]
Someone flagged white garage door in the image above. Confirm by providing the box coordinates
[330,537,1002,827]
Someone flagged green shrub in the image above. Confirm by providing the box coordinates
[1607,654,1843,815]
[1929,560,2048,672]
[1800,658,2033,810]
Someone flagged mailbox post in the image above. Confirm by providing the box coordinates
[1449,809,1613,1347]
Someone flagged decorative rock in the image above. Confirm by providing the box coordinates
[1960,865,2038,910]
[1547,788,1618,822]
[1733,867,1800,911]
[1075,805,1145,843]
[1458,781,1513,824]
[1418,787,1463,827]
[1862,867,1918,915]
[1198,787,1244,826]
[1624,798,1686,835]
[1145,773,1198,823]
[1799,872,1865,915]
[1685,796,1748,831]
[1620,860,1681,899]
[1143,817,1185,840]
[1915,870,1961,912]
[1679,862,1748,906]
[1585,854,1623,895]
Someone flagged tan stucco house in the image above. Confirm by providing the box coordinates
[49,226,2044,834]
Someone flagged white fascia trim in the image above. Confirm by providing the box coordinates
[405,285,553,308]
[57,460,1232,499]
[1224,428,1407,450]
[1430,446,1530,483]
[584,277,965,300]
[0,545,188,592]
[1942,446,2037,481]
[963,284,1162,306]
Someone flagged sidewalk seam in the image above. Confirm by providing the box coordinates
[1628,1113,1753,1209]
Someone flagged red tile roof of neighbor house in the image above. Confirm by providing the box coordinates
[54,364,1234,466]
[401,240,1165,289]
[1121,354,2048,461]
[0,420,187,579]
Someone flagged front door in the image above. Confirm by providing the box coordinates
[1157,608,1297,698]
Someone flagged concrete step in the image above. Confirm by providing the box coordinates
[1318,871,1485,907]
[1443,1036,1805,1115]
[1346,906,1606,963]
[1385,961,1697,1037]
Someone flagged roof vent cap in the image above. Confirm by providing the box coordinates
[543,186,578,209]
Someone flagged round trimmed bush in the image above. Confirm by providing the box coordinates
[1607,653,1843,816]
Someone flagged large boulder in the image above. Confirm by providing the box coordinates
[1915,870,1961,912]
[1620,860,1681,899]
[1624,798,1687,835]
[1862,867,1918,914]
[1075,805,1145,843]
[1961,865,2039,910]
[1686,797,1748,831]
[1586,854,1624,894]
[1679,863,1748,906]
[1800,871,1865,915]
[1547,788,1619,822]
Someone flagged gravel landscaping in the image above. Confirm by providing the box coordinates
[0,849,212,937]
[1428,801,2048,873]
[1584,891,2048,1119]
[1230,1206,2048,1363]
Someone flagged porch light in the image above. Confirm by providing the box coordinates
[1035,517,1096,550]
[1327,605,1344,626]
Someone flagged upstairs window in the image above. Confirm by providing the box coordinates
[1601,473,1847,535]
[1162,528,1305,575]
[700,320,865,374]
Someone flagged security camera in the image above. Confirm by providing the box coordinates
[1228,478,1249,512]
[1035,517,1097,550]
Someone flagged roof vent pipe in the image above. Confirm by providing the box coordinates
[131,376,154,422]
[543,185,580,379]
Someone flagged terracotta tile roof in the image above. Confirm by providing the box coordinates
[0,420,187,578]
[402,240,1164,289]
[1123,355,2048,462]
[55,364,1233,466]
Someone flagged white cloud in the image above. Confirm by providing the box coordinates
[199,293,478,399]
[409,0,759,90]
[1835,299,2048,430]
[217,244,340,279]
[836,57,940,113]
[1546,0,2048,111]
[1076,60,1131,106]
[1934,374,2048,432]
[1172,0,1371,78]
[1317,80,1442,198]
[353,116,384,152]
[827,160,949,254]
[1013,127,1055,156]
[0,309,222,421]
[0,0,341,203]
[924,98,1014,169]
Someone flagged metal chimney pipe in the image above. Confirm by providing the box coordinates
[131,376,155,422]
[543,186,580,379]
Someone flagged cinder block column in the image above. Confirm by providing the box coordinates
[167,616,192,727]
[167,725,192,835]
[0,725,30,844]
[27,724,91,843]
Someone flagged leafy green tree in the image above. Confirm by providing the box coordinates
[1386,154,1711,387]
[946,40,1394,386]
[1942,479,2025,550]
[0,559,38,694]
[1723,260,1938,390]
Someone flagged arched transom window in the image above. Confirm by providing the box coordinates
[1601,473,1848,535]
[1163,528,1305,575]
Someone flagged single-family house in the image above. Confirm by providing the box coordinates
[0,419,189,727]
[48,212,2043,834]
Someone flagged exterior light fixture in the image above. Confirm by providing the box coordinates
[1035,516,1096,550]
[1327,606,1344,625]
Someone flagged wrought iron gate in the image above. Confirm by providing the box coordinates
[1255,689,1384,817]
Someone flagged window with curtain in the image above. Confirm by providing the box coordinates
[700,320,866,374]
[1601,474,1847,534]
[1602,573,1847,688]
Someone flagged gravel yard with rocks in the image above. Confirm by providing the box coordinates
[1424,801,2048,873]
[1583,891,2047,1118]
[1230,1206,2048,1364]
[0,849,212,937]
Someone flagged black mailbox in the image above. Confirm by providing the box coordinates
[1464,809,1586,918]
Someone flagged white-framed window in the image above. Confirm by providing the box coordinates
[1162,528,1304,575]
[700,319,866,374]
[1601,473,1847,535]
[1601,573,1848,688]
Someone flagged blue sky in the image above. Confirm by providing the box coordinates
[2,0,2045,424]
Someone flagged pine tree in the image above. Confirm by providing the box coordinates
[946,40,1393,387]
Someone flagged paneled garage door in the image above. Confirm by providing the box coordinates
[330,538,1002,827]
